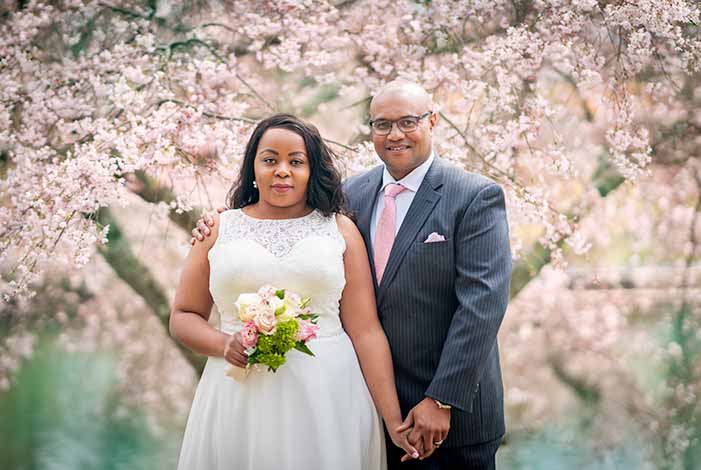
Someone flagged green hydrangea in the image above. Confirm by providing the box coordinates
[255,352,286,371]
[250,319,299,371]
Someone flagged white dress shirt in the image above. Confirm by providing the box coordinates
[370,152,435,248]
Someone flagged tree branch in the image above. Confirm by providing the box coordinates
[95,208,206,374]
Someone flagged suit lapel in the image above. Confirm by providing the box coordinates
[354,166,384,290]
[377,159,443,306]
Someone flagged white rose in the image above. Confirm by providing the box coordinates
[235,293,262,321]
[268,296,285,315]
[240,304,263,322]
[277,304,296,321]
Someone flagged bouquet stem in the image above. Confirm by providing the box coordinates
[227,364,251,382]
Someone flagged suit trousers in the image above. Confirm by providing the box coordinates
[385,432,501,470]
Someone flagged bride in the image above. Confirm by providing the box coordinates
[169,114,418,469]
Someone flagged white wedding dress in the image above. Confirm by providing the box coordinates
[176,209,386,470]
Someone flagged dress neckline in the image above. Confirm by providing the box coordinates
[238,207,318,222]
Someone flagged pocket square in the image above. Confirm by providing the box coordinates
[424,232,446,243]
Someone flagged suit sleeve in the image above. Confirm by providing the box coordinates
[424,183,511,412]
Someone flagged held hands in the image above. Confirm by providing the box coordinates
[396,398,450,461]
[387,422,420,462]
[190,207,226,245]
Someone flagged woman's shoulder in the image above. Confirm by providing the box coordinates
[334,212,362,244]
[334,212,356,230]
[197,209,230,251]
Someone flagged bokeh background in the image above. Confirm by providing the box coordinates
[1,1,700,469]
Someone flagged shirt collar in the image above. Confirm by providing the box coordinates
[380,150,435,193]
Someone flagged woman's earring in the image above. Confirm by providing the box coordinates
[253,181,258,189]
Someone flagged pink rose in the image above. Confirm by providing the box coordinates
[257,284,278,303]
[295,320,319,342]
[240,321,258,349]
[239,303,262,322]
[254,309,277,335]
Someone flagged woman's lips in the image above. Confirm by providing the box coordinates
[271,185,292,193]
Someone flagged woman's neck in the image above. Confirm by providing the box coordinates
[243,201,313,220]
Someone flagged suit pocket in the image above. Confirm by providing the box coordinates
[412,239,452,248]
[403,239,454,289]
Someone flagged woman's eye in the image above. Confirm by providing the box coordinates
[263,158,276,164]
[291,160,304,165]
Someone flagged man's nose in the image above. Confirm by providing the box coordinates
[387,122,406,140]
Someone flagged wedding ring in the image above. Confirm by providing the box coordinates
[433,440,444,446]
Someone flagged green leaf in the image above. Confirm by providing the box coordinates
[294,342,315,356]
[247,350,260,364]
[298,313,319,321]
[275,289,285,299]
[300,297,311,309]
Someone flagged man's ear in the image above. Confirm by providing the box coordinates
[429,112,438,130]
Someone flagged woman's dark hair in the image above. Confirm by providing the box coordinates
[226,114,346,217]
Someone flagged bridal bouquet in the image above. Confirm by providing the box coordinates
[227,285,320,381]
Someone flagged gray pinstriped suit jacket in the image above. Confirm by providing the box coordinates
[343,156,511,448]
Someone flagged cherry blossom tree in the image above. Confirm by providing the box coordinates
[1,0,700,466]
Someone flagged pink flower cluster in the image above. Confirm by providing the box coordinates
[234,285,319,350]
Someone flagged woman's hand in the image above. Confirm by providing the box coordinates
[223,332,248,367]
[387,423,420,461]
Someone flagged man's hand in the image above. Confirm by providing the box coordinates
[189,207,226,245]
[396,398,450,460]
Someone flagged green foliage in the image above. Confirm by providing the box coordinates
[499,425,652,469]
[71,17,95,58]
[592,153,626,197]
[297,313,318,321]
[248,319,299,372]
[510,242,551,299]
[301,84,341,117]
[294,341,314,357]
[659,303,701,469]
[0,338,178,470]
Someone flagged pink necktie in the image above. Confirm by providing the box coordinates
[374,183,406,283]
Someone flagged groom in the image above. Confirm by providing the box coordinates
[342,80,511,469]
[191,80,511,469]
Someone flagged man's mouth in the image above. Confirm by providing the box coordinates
[386,145,410,152]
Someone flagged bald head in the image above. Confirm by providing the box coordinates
[370,80,433,116]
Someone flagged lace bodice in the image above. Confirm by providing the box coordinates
[208,209,347,337]
[217,209,345,258]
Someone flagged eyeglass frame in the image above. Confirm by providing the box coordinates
[368,111,433,136]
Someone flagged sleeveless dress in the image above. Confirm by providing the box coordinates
[176,209,387,470]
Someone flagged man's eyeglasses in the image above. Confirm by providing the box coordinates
[369,111,433,136]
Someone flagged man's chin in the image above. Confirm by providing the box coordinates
[380,151,411,163]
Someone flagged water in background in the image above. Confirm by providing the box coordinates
[0,338,181,470]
